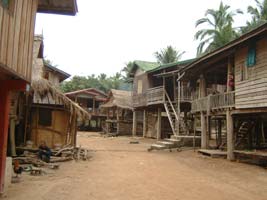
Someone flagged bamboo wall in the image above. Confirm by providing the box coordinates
[0,0,38,82]
[31,108,71,148]
[235,37,267,109]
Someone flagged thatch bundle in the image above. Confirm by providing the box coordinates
[31,78,90,120]
[101,89,133,110]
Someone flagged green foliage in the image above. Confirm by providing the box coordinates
[195,2,243,56]
[242,0,267,33]
[60,72,132,93]
[154,46,185,64]
[121,62,134,79]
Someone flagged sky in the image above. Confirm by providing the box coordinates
[35,0,257,78]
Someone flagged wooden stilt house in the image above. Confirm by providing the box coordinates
[101,89,134,136]
[130,59,195,141]
[180,23,267,163]
[0,0,77,193]
[65,89,108,131]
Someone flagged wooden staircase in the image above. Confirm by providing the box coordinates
[163,89,186,136]
[235,121,255,149]
[148,90,189,152]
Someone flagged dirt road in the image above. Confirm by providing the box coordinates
[6,132,267,200]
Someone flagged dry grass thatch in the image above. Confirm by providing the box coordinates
[31,78,91,120]
[101,89,133,110]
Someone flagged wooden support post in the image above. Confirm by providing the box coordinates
[163,75,166,102]
[193,116,196,152]
[0,88,10,193]
[207,116,211,147]
[227,57,235,161]
[93,98,96,114]
[143,110,146,138]
[218,119,222,145]
[0,80,26,193]
[106,109,110,133]
[173,75,177,101]
[201,112,207,149]
[157,108,162,140]
[9,118,16,156]
[132,110,137,137]
[177,73,181,136]
[116,109,120,135]
[226,110,234,160]
[199,74,207,149]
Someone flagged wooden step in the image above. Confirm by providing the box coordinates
[150,144,166,150]
[165,138,181,144]
[157,141,175,147]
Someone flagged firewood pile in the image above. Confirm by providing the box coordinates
[14,146,91,169]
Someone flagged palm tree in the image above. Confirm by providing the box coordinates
[195,2,242,56]
[154,46,185,64]
[121,62,134,80]
[243,0,267,32]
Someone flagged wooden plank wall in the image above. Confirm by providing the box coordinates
[0,0,38,82]
[31,108,70,148]
[235,38,267,109]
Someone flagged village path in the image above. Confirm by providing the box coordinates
[5,132,267,200]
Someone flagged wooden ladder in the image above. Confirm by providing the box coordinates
[163,90,179,136]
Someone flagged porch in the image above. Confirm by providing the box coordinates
[133,86,192,108]
[191,91,235,113]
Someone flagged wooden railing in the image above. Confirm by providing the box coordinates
[133,93,147,107]
[210,91,235,110]
[180,86,193,102]
[147,86,164,105]
[191,97,208,112]
[191,91,235,113]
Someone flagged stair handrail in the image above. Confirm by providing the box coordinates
[164,89,179,121]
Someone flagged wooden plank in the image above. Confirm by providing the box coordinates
[0,5,3,42]
[22,0,32,79]
[0,8,9,65]
[17,0,28,76]
[236,94,267,103]
[6,2,17,70]
[12,0,23,73]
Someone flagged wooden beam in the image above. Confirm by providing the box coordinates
[132,110,137,137]
[157,108,162,140]
[9,118,16,156]
[227,57,234,160]
[201,112,207,149]
[143,110,146,138]
[116,108,120,135]
[226,110,234,160]
[0,88,10,193]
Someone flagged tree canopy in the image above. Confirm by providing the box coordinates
[60,72,131,93]
[242,0,267,33]
[154,46,185,64]
[194,2,242,56]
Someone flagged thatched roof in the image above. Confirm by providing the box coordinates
[31,78,91,120]
[65,88,107,99]
[101,89,133,110]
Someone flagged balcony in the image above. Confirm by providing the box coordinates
[133,86,164,108]
[147,86,164,105]
[191,91,235,113]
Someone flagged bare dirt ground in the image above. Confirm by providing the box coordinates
[5,132,267,200]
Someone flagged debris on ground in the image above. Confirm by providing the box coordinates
[13,145,92,176]
[129,141,139,144]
